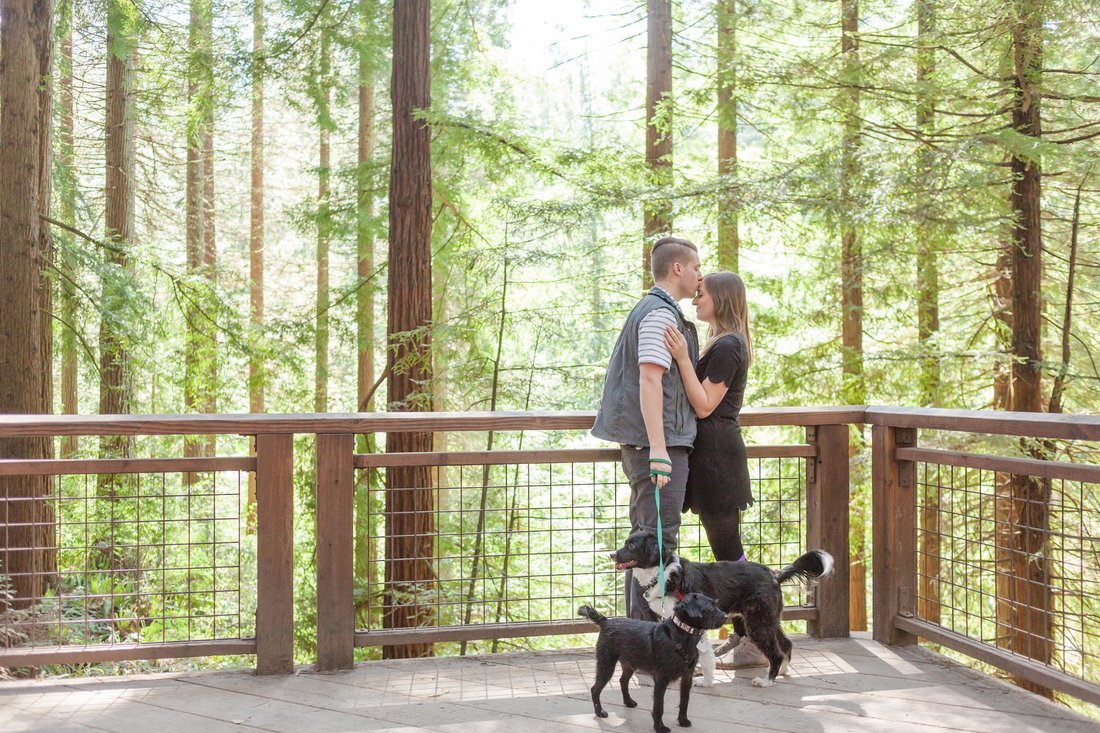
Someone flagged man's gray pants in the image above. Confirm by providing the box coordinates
[620,445,689,620]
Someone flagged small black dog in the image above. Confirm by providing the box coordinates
[578,592,727,733]
[611,530,833,688]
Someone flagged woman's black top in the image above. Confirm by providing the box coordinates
[683,333,753,515]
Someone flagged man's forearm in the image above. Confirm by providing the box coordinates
[639,369,666,452]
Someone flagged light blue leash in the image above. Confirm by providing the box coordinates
[650,457,673,616]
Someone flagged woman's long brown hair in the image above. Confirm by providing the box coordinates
[700,271,753,365]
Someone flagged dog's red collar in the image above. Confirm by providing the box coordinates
[671,614,698,635]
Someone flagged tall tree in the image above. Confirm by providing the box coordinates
[0,0,57,606]
[315,29,331,414]
[201,2,218,455]
[100,0,136,473]
[354,0,380,628]
[247,0,266,527]
[250,0,265,417]
[357,2,377,417]
[643,0,672,288]
[58,0,79,458]
[1003,0,1051,697]
[915,0,940,409]
[184,0,216,460]
[914,0,941,628]
[839,0,867,632]
[385,0,434,659]
[716,0,739,272]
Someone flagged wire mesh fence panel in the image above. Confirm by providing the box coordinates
[354,449,811,647]
[914,461,1100,689]
[1,467,255,655]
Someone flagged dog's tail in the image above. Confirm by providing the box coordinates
[776,550,834,585]
[578,605,608,628]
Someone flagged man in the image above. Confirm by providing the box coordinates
[593,236,702,620]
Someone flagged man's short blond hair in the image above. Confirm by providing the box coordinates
[650,237,699,280]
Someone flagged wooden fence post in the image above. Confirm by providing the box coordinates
[872,424,918,646]
[806,424,850,638]
[255,433,295,674]
[316,433,355,671]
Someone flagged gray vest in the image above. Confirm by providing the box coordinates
[592,288,699,449]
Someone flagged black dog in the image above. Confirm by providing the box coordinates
[578,592,727,733]
[611,530,833,687]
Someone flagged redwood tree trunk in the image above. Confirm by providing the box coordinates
[100,2,136,478]
[184,0,208,460]
[0,0,57,608]
[201,14,218,456]
[716,0,739,272]
[839,0,867,632]
[643,0,672,288]
[248,0,266,528]
[59,0,79,458]
[914,0,941,627]
[385,0,435,659]
[1005,0,1051,697]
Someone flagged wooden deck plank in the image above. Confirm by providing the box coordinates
[1,636,1095,733]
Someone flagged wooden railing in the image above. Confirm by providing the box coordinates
[868,407,1100,706]
[0,408,854,674]
[1,406,1099,709]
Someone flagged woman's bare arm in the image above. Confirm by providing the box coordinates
[664,326,728,419]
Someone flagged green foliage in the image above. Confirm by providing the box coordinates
[32,0,1100,700]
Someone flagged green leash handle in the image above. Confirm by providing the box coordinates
[655,481,666,616]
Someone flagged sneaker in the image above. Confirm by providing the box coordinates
[716,638,769,669]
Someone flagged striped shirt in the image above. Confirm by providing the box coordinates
[638,290,680,369]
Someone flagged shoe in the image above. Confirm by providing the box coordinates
[715,638,769,669]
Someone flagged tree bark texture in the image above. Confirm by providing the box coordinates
[643,0,672,289]
[201,6,218,455]
[839,0,867,632]
[247,0,266,530]
[59,0,79,458]
[0,0,57,607]
[716,0,739,272]
[840,0,864,407]
[914,0,941,627]
[184,0,216,462]
[200,9,217,456]
[1004,0,1052,697]
[100,2,136,476]
[386,0,435,659]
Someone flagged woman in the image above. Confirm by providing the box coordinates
[665,271,766,668]
[664,271,753,563]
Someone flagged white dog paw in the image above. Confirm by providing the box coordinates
[751,677,775,688]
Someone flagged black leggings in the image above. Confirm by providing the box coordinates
[699,509,744,562]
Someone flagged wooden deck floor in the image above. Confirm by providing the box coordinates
[3,634,1097,733]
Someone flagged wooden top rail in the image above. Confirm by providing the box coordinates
[896,447,1100,485]
[0,406,864,437]
[0,456,256,477]
[1,406,1096,441]
[355,444,815,469]
[866,406,1100,442]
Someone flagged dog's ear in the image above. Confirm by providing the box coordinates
[678,592,702,621]
[667,565,682,591]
